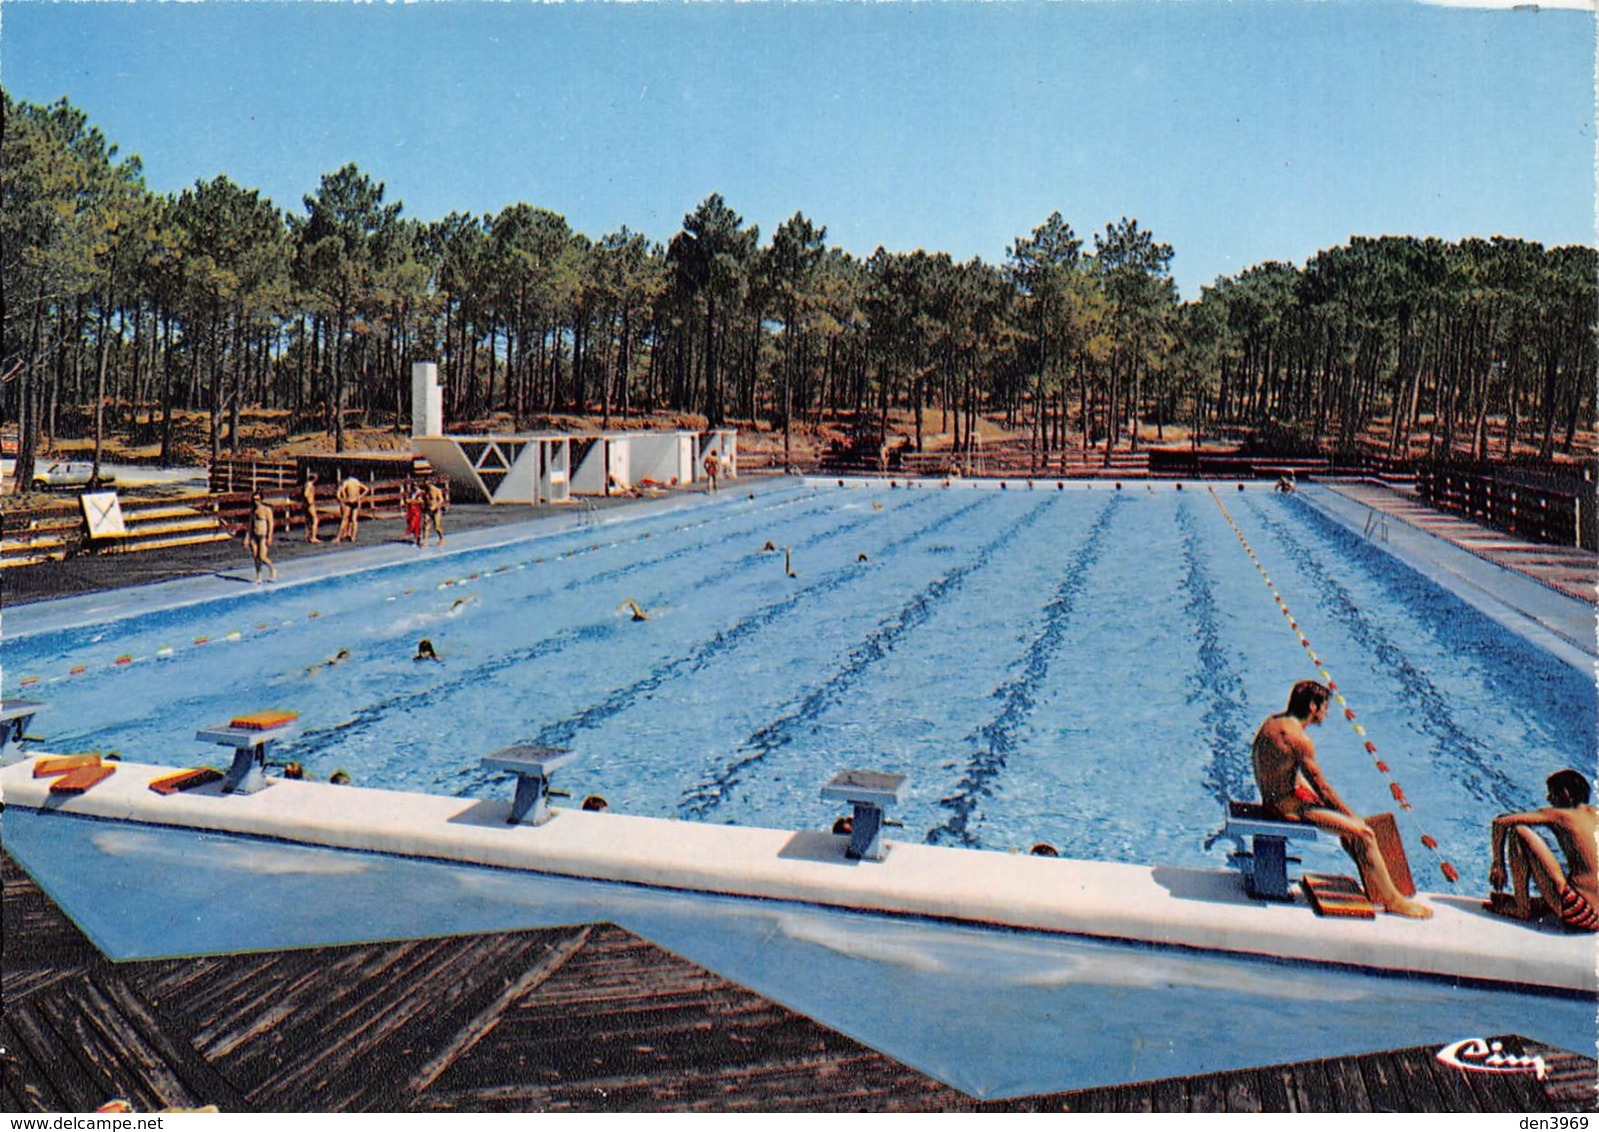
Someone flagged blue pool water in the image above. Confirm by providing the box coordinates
[5,479,1596,1098]
[6,482,1592,896]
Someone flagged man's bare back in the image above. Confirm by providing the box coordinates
[1252,681,1432,919]
[1490,770,1598,930]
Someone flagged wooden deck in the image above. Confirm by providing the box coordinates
[2,855,1593,1112]
[1327,480,1597,604]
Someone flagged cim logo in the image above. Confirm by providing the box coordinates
[1435,1037,1547,1080]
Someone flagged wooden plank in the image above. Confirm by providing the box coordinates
[1387,1036,1464,1112]
[1488,1037,1580,1113]
[1221,1066,1282,1112]
[1186,1070,1228,1112]
[57,974,207,1112]
[1302,873,1376,919]
[1366,812,1416,897]
[1359,1050,1415,1113]
[26,987,137,1113]
[1529,1041,1599,1109]
[1283,1056,1332,1112]
[303,936,569,1110]
[1146,1072,1187,1112]
[1319,1051,1374,1112]
[1406,1047,1484,1113]
[402,926,594,1103]
[258,933,559,1107]
[50,764,117,794]
[0,1014,74,1114]
[94,973,252,1113]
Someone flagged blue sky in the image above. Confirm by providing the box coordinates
[2,0,1592,298]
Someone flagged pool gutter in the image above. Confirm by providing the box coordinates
[1295,484,1596,673]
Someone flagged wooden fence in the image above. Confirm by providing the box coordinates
[210,453,432,495]
[1417,466,1596,551]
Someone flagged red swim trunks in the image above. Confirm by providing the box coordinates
[1559,884,1599,932]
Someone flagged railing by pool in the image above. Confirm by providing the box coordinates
[1416,466,1596,550]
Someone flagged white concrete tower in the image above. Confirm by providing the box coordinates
[411,361,443,438]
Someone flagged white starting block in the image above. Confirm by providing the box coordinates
[820,769,909,861]
[196,718,295,795]
[0,700,43,767]
[481,745,574,826]
[1220,800,1320,899]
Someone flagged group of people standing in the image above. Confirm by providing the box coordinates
[241,472,450,582]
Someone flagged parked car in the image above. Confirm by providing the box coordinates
[31,462,114,489]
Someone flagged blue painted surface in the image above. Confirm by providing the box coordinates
[6,807,1592,1100]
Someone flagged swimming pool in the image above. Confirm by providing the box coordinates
[6,479,1596,1100]
[5,481,1593,897]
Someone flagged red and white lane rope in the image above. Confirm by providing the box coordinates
[1209,487,1460,887]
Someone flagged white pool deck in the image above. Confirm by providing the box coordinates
[4,754,1592,995]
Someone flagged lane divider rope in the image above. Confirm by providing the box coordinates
[1208,486,1460,886]
[5,492,801,693]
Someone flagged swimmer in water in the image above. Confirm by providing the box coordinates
[450,596,478,613]
[309,648,351,674]
[581,794,609,812]
[620,599,649,622]
[761,539,777,552]
[414,638,441,662]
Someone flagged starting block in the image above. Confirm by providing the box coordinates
[1220,800,1320,899]
[820,769,909,861]
[196,715,296,795]
[0,700,43,767]
[481,745,574,826]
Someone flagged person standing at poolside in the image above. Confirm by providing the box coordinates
[404,482,424,546]
[423,479,447,546]
[301,473,323,543]
[245,489,277,583]
[703,451,719,493]
[336,476,368,542]
[1251,679,1432,919]
[1488,769,1598,931]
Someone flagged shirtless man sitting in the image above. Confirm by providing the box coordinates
[1489,769,1597,932]
[1251,679,1432,918]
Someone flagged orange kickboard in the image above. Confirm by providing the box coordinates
[229,710,299,731]
[1366,811,1416,897]
[33,753,102,778]
[1301,873,1376,919]
[149,767,224,796]
[50,764,115,794]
